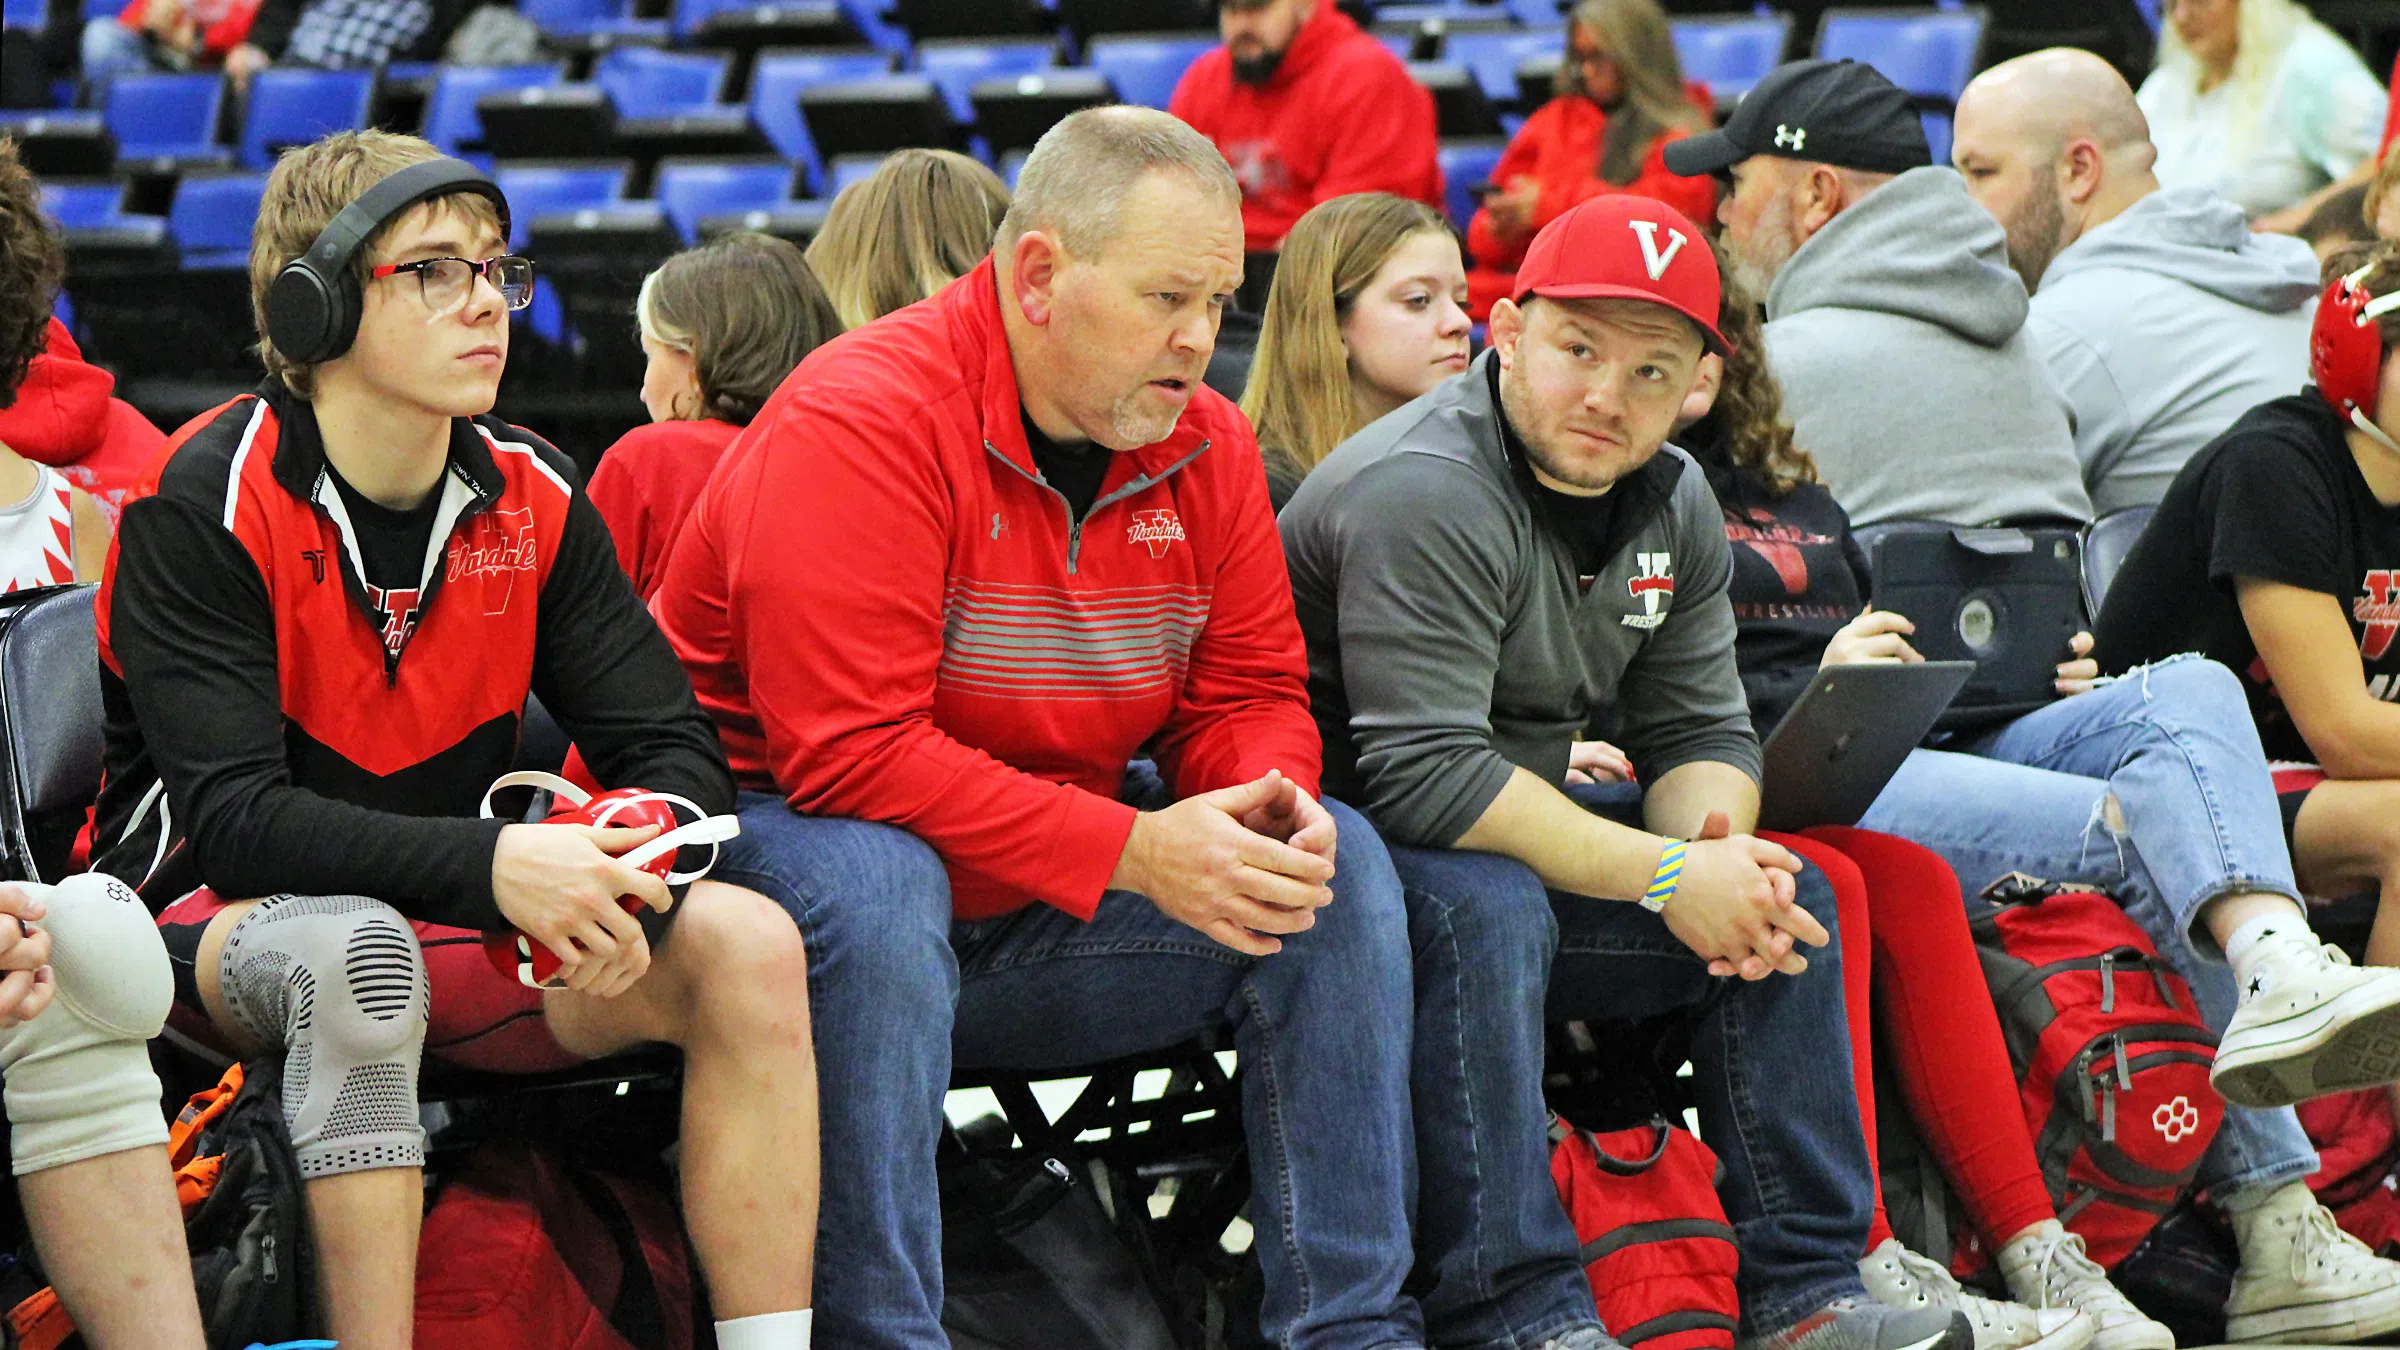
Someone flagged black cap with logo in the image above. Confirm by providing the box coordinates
[1662,58,1932,179]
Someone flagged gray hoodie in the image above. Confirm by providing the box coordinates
[1764,166,2093,528]
[2029,186,2318,515]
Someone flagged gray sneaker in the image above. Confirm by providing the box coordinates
[1739,1295,1973,1350]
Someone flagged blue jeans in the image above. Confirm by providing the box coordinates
[713,785,1422,1350]
[1386,788,1873,1340]
[1860,718,2321,1199]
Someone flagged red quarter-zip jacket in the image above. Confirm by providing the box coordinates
[652,259,1321,921]
[1169,3,1442,253]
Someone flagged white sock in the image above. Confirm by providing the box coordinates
[2226,912,2309,988]
[717,1309,811,1350]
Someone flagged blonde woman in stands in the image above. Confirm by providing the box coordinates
[587,231,842,599]
[802,148,1009,330]
[1242,192,1471,510]
[2139,0,2387,221]
[1462,0,1716,317]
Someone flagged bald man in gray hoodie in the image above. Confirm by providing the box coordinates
[1953,48,2321,515]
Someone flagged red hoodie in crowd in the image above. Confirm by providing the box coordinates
[1170,2,1443,253]
[0,320,166,528]
[650,257,1321,922]
[1462,87,1718,319]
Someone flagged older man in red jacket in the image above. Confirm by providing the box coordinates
[652,106,1593,1350]
[1170,0,1442,253]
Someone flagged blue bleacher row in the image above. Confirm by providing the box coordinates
[5,2,1987,281]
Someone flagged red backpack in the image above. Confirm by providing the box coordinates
[1550,1116,1740,1350]
[414,1141,701,1350]
[1970,873,2223,1269]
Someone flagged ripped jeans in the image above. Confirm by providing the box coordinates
[1859,655,2321,1199]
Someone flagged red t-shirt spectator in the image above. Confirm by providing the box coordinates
[0,319,165,528]
[1170,3,1442,254]
[585,416,742,599]
[1463,86,1719,318]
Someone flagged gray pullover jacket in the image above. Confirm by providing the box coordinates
[2029,185,2318,515]
[1280,353,1759,848]
[1764,166,2093,529]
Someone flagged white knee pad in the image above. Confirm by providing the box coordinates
[0,874,173,1176]
[218,894,428,1179]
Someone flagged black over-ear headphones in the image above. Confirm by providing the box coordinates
[264,156,513,366]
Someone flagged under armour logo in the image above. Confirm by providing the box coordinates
[2153,1096,2201,1144]
[1629,220,1688,282]
[991,513,1008,540]
[1774,124,1806,151]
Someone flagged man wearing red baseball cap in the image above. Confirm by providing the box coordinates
[1281,195,1970,1350]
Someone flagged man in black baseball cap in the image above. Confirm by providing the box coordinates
[1661,57,2091,532]
[1662,57,1932,182]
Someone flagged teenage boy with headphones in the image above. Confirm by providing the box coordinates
[90,130,818,1350]
[2101,240,2400,1047]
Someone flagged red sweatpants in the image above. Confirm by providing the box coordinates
[1768,828,2058,1254]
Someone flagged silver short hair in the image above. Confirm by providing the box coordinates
[999,105,1240,260]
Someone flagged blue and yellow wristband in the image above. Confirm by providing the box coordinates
[1641,839,1686,914]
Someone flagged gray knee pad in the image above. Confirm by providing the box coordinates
[0,874,172,1175]
[218,895,428,1179]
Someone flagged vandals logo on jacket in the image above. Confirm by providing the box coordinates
[1623,552,1674,629]
[1128,508,1186,559]
[448,507,538,616]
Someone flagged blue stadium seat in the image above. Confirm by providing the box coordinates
[2,0,44,31]
[1437,137,1504,232]
[1671,15,1793,105]
[1921,109,1951,165]
[492,159,631,249]
[654,157,798,243]
[168,170,269,268]
[518,0,666,40]
[749,48,892,193]
[240,68,374,170]
[1815,8,1986,103]
[999,147,1028,188]
[1084,32,1214,109]
[916,38,1054,125]
[594,46,731,118]
[1446,27,1564,106]
[37,180,125,229]
[105,72,227,163]
[827,152,886,195]
[1502,0,1562,23]
[840,0,910,55]
[1374,30,1413,62]
[79,0,114,21]
[420,63,565,155]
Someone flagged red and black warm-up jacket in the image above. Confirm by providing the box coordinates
[651,257,1321,922]
[91,382,733,930]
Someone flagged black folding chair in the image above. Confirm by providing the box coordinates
[0,585,100,885]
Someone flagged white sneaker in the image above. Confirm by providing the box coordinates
[1861,1239,2094,1350]
[2225,1183,2400,1342]
[1998,1221,2175,1350]
[2214,935,2400,1108]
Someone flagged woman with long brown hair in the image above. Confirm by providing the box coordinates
[1461,0,1716,317]
[587,230,843,597]
[803,148,1009,330]
[1242,192,1471,509]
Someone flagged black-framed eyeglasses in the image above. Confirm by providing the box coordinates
[370,254,536,314]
